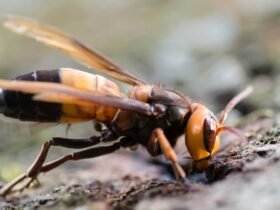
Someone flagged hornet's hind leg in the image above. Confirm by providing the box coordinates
[0,131,118,196]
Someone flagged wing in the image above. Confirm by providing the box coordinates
[0,80,155,116]
[3,15,146,86]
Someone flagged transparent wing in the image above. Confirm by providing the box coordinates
[3,15,146,86]
[0,80,154,116]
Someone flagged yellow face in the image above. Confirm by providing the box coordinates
[185,103,221,171]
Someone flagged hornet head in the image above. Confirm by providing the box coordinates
[185,86,253,171]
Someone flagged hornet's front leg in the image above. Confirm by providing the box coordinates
[0,131,118,196]
[148,128,186,180]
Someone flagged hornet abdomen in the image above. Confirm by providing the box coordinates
[0,68,121,123]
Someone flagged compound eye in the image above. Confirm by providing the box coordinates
[203,116,217,153]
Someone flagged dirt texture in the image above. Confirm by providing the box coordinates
[1,110,280,210]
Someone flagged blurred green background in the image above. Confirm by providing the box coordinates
[0,0,279,182]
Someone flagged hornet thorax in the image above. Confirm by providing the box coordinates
[111,85,191,150]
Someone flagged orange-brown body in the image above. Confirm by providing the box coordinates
[0,68,122,123]
[59,68,121,123]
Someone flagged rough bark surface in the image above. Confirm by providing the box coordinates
[1,110,280,210]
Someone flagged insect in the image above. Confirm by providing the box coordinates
[0,15,252,196]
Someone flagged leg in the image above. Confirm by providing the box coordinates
[27,136,104,178]
[149,128,185,180]
[40,142,120,173]
[0,132,117,196]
